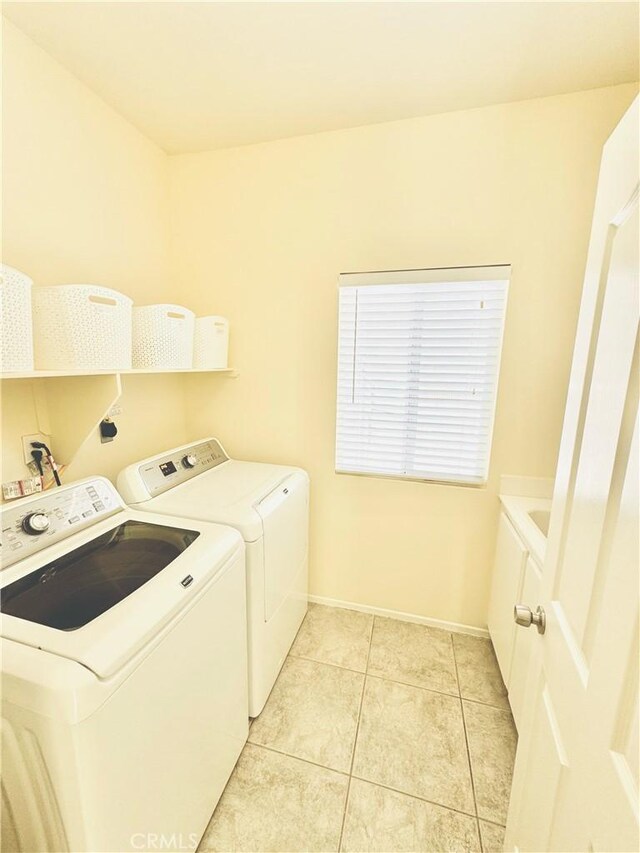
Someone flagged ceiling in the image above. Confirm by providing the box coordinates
[3,1,638,154]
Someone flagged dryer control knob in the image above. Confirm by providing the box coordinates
[182,454,197,469]
[22,512,50,535]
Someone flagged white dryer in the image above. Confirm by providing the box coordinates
[118,438,309,717]
[1,477,248,853]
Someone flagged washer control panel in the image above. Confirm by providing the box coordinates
[1,479,120,570]
[137,439,228,498]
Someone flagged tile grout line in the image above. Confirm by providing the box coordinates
[262,609,507,850]
[349,773,480,822]
[451,633,484,851]
[249,739,482,825]
[288,650,367,675]
[212,608,509,852]
[364,671,511,713]
[479,818,507,829]
[364,669,460,700]
[247,741,351,777]
[337,613,375,852]
[288,650,510,711]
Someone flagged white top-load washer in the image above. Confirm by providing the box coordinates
[1,477,248,853]
[117,438,309,717]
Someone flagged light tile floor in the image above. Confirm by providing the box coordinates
[199,604,516,853]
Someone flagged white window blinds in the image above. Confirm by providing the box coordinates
[336,266,510,485]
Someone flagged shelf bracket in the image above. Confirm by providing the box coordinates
[34,374,123,465]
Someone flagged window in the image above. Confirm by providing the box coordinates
[335,266,510,485]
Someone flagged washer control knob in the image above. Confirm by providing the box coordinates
[22,512,50,535]
[182,454,197,469]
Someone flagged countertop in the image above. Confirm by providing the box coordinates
[499,494,552,567]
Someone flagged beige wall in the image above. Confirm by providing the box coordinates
[1,20,189,485]
[169,84,636,628]
[2,19,635,628]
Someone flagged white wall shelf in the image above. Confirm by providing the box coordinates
[1,367,237,380]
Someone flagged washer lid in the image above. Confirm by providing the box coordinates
[2,520,199,631]
[0,509,242,678]
[139,460,304,541]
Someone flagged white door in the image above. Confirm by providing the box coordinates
[505,97,639,852]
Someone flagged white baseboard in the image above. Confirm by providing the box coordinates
[307,594,490,638]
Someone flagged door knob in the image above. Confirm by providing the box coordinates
[514,604,546,634]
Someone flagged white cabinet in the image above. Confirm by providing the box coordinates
[488,512,528,687]
[507,556,542,729]
[488,510,544,732]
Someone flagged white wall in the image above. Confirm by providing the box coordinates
[168,83,637,628]
[1,20,189,485]
[3,18,635,628]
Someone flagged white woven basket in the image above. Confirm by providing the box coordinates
[193,316,229,369]
[1,265,34,373]
[33,285,133,370]
[132,304,195,369]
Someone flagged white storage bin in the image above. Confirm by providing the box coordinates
[33,285,133,371]
[1,265,34,373]
[193,316,229,369]
[132,304,195,369]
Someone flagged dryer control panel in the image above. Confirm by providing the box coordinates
[1,478,120,570]
[134,439,229,498]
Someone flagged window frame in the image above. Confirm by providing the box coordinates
[334,265,511,487]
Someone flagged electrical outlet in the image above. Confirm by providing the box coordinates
[22,433,52,467]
